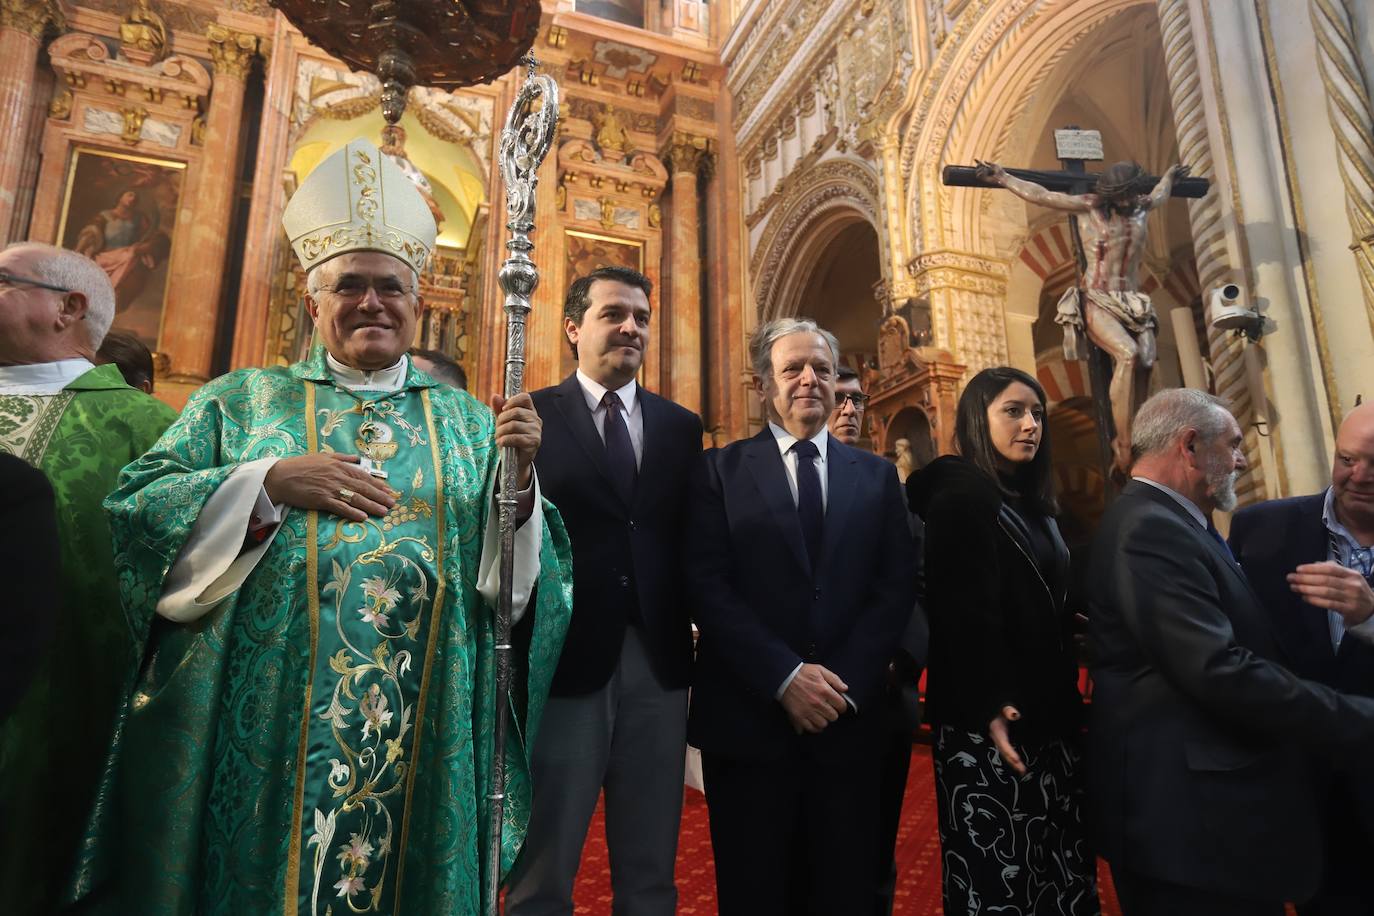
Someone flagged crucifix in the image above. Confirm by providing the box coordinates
[943,128,1208,480]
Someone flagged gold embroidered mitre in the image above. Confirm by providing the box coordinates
[282,138,436,274]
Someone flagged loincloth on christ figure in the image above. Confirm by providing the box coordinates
[1054,287,1157,362]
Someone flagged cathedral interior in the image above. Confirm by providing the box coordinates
[2,0,1372,537]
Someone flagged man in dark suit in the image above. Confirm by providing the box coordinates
[1087,388,1374,916]
[687,318,915,916]
[828,364,928,916]
[1229,400,1374,916]
[507,266,702,916]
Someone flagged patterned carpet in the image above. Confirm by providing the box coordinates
[569,743,1124,915]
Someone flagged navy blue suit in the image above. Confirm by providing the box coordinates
[1231,494,1374,916]
[686,427,915,915]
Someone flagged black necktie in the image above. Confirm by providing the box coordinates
[602,391,637,504]
[792,439,823,566]
[1206,521,1235,563]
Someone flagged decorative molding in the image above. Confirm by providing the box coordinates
[662,130,715,176]
[751,157,881,314]
[206,24,257,81]
[0,0,62,37]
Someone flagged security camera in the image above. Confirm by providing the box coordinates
[1210,284,1276,341]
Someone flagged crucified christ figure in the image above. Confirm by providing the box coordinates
[975,159,1190,474]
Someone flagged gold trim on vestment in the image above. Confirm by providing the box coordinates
[392,387,448,910]
[284,380,322,915]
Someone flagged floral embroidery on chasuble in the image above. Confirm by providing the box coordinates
[293,382,457,914]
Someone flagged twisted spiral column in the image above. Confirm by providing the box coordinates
[1309,0,1374,334]
[1156,0,1267,497]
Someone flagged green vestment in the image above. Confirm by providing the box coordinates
[73,347,573,915]
[0,364,178,915]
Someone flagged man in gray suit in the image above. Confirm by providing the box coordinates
[1087,388,1374,915]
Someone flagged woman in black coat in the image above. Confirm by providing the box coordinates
[907,366,1098,916]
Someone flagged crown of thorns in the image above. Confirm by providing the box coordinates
[1095,161,1149,198]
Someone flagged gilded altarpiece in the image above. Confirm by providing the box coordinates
[30,29,211,383]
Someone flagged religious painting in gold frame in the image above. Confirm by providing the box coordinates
[564,229,644,277]
[55,146,186,351]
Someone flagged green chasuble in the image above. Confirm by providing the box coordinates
[73,347,573,916]
[0,363,178,915]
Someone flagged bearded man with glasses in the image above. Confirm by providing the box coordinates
[0,241,178,914]
[67,139,574,915]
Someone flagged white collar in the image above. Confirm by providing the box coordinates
[768,421,829,461]
[325,352,408,392]
[576,369,638,415]
[1133,475,1209,530]
[0,357,96,395]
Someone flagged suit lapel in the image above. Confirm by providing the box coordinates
[1293,500,1337,661]
[553,373,619,500]
[745,429,812,574]
[1127,482,1271,620]
[633,390,666,513]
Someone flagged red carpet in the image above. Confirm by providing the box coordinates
[569,744,1124,914]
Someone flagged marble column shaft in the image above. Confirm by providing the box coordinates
[0,20,46,246]
[665,136,712,415]
[160,26,255,383]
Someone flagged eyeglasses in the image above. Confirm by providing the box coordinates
[317,277,415,304]
[837,392,870,409]
[0,270,73,294]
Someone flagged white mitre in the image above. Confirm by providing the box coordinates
[281,138,436,274]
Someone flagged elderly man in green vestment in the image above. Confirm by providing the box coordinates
[0,242,179,915]
[70,139,574,915]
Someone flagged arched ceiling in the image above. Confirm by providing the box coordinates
[288,109,487,250]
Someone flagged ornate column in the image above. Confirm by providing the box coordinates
[1309,0,1374,334]
[1156,0,1271,498]
[663,131,714,414]
[0,0,60,245]
[160,25,256,391]
[906,249,1008,375]
[231,12,295,369]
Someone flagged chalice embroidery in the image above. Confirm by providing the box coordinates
[356,415,399,479]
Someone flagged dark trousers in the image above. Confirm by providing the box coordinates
[1111,865,1285,916]
[702,728,882,916]
[873,725,913,916]
[1297,775,1374,916]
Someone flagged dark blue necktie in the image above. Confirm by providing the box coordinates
[602,391,637,504]
[1206,521,1235,562]
[792,439,823,567]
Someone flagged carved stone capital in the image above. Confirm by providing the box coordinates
[0,0,62,38]
[662,131,715,177]
[206,24,257,81]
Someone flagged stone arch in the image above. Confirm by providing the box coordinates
[900,0,1156,254]
[751,158,881,320]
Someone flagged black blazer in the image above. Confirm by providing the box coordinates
[1086,481,1374,902]
[1230,493,1374,698]
[908,456,1082,741]
[685,428,915,759]
[531,374,703,696]
[0,454,59,722]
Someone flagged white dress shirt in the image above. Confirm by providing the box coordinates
[575,369,643,468]
[0,357,96,395]
[767,421,829,510]
[768,423,852,709]
[1320,486,1374,649]
[1132,476,1208,530]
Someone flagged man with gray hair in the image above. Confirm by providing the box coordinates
[0,241,177,912]
[1086,388,1374,915]
[685,317,915,914]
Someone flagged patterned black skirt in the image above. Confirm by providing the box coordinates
[932,726,1100,916]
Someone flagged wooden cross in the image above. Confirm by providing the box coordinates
[942,127,1209,492]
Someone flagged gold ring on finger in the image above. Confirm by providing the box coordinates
[338,487,356,503]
